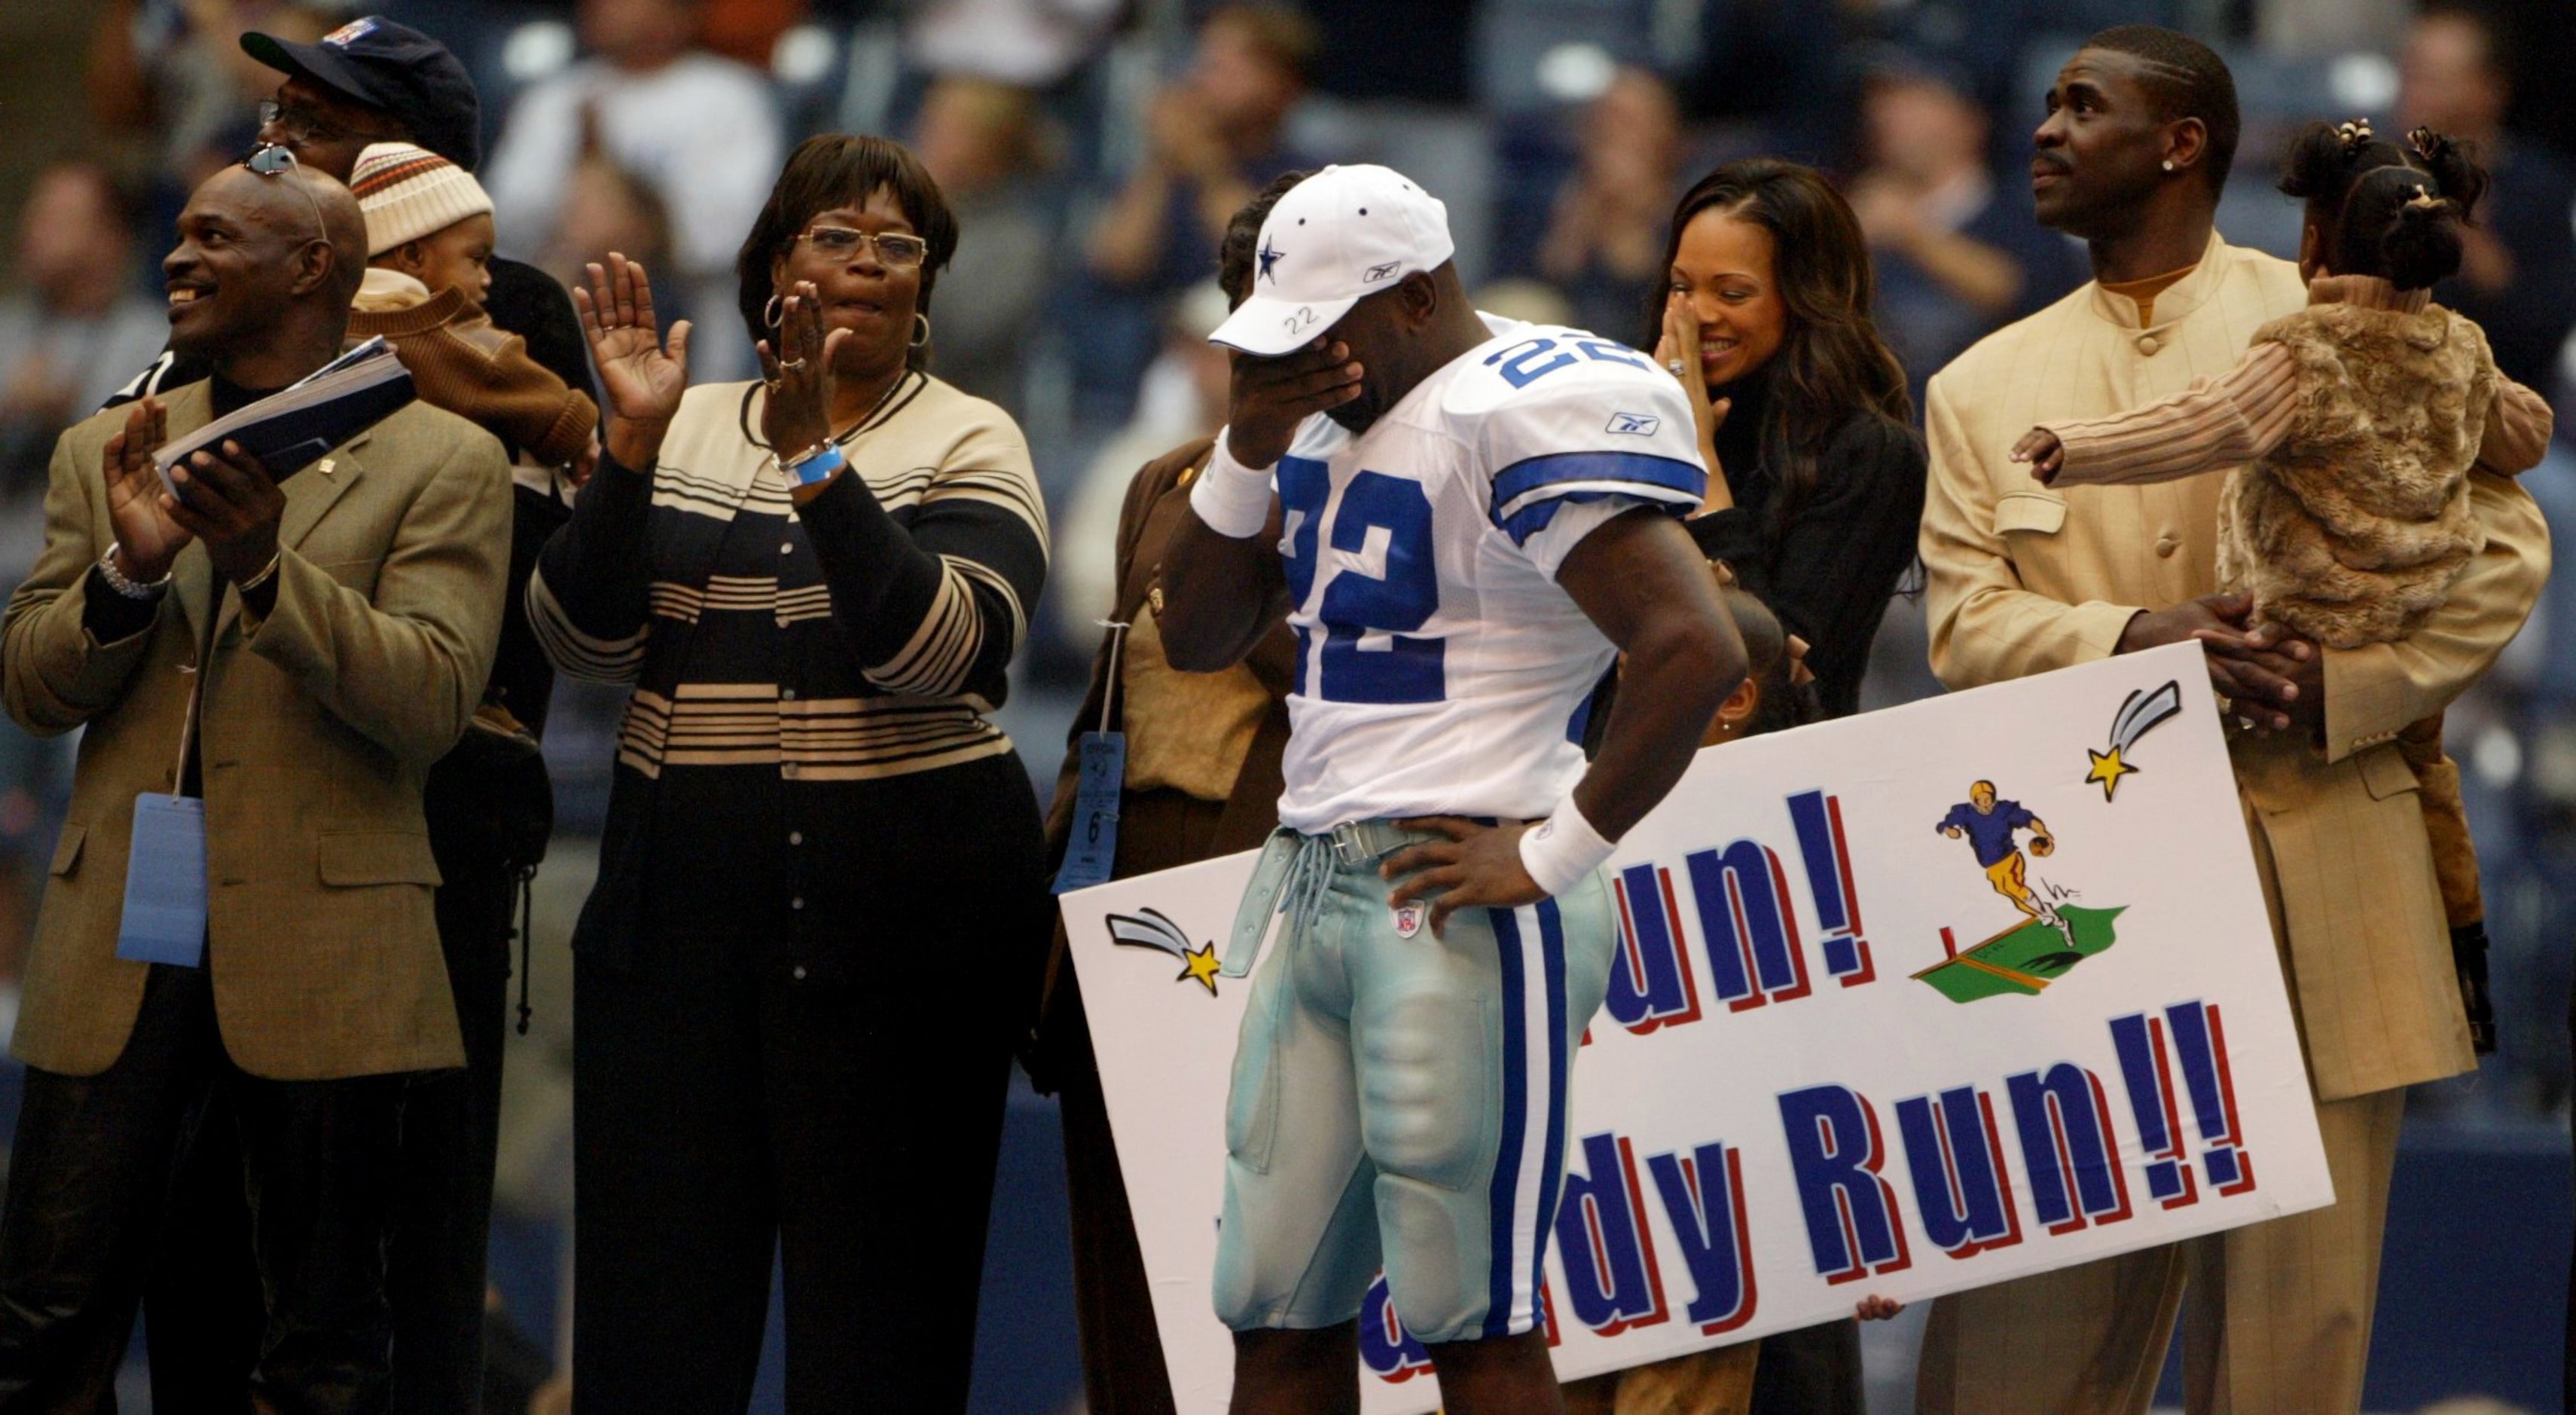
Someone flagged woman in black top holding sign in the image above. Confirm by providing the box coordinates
[1652,159,1924,720]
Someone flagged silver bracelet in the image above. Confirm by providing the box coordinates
[98,543,169,600]
[237,551,283,594]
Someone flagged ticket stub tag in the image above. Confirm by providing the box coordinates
[117,793,207,967]
[1053,732,1126,894]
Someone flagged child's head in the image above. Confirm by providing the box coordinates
[1705,581,1821,747]
[351,142,497,305]
[2278,119,2490,291]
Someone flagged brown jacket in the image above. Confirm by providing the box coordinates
[1036,438,1299,1030]
[349,283,596,468]
[2,383,512,1079]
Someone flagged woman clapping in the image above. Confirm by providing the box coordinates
[530,134,1048,1412]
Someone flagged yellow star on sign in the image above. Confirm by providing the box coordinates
[2086,746,2136,802]
[1179,942,1222,995]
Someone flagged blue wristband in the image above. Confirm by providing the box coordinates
[785,442,847,487]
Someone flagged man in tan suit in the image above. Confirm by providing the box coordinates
[1915,26,2548,1413]
[0,156,508,1407]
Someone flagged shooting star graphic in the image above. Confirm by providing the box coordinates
[2087,680,2183,802]
[1106,908,1223,995]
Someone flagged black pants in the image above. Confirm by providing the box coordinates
[573,766,1040,1413]
[1748,1319,1864,1413]
[0,965,407,1413]
[383,853,514,1413]
[142,861,517,1415]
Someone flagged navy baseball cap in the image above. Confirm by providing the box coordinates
[242,16,484,171]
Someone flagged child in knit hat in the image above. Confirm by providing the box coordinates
[348,142,596,471]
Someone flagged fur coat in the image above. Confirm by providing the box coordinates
[2217,300,2497,648]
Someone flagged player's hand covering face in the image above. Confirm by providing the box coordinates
[1223,336,1362,469]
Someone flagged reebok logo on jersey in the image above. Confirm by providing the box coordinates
[1363,261,1401,283]
[1605,411,1662,436]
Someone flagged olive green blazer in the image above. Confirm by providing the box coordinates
[2,380,511,1080]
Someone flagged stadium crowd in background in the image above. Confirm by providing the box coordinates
[1,0,2574,1409]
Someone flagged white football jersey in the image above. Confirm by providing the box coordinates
[1265,316,1707,832]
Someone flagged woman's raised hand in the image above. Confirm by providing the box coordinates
[575,252,691,469]
[755,280,850,461]
[1656,290,1734,512]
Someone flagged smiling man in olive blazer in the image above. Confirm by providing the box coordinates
[0,159,507,1408]
[1913,29,2549,1415]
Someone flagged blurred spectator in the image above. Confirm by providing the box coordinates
[1084,4,1317,297]
[2397,0,2576,404]
[903,0,1123,89]
[1049,280,1230,649]
[1674,0,1850,164]
[1293,0,1471,107]
[1846,51,2086,413]
[85,0,337,187]
[912,75,1059,417]
[1537,67,1684,342]
[535,112,681,322]
[700,0,804,69]
[484,0,782,380]
[0,164,169,509]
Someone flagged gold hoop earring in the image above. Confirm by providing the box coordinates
[763,294,783,329]
[911,312,932,349]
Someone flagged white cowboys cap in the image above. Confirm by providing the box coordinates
[1207,164,1455,357]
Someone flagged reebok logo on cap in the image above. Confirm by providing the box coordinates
[1208,164,1455,357]
[322,17,380,47]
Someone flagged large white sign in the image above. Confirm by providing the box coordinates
[1063,643,2333,1410]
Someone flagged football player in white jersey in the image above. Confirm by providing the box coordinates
[1160,164,1743,1413]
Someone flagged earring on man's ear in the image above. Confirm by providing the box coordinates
[2162,159,2176,172]
[911,313,932,349]
[763,294,783,329]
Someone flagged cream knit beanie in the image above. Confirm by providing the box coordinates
[350,142,494,256]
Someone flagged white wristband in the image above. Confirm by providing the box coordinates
[1189,432,1276,539]
[1519,796,1616,898]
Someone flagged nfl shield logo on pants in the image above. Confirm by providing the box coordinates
[1393,903,1426,939]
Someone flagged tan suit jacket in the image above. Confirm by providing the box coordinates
[1919,233,2551,1102]
[2,382,511,1080]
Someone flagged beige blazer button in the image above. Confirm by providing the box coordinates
[2138,334,2162,355]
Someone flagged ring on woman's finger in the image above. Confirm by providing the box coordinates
[1666,359,1686,377]
[780,358,807,373]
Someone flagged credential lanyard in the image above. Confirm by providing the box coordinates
[116,573,222,967]
[1052,619,1131,895]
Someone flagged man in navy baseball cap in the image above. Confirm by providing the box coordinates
[243,15,484,173]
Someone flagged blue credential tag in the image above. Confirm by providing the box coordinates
[117,793,207,967]
[1052,731,1126,894]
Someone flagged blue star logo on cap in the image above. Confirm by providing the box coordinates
[1257,239,1284,283]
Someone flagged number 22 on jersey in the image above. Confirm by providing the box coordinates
[1277,457,1442,705]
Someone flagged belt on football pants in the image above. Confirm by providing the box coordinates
[1219,820,1441,979]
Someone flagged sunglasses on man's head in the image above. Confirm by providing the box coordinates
[245,143,328,244]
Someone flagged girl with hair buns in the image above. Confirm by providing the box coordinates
[2016,118,2556,1053]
